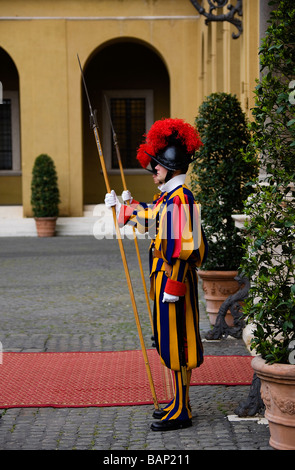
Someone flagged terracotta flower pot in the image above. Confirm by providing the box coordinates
[198,270,240,326]
[35,217,57,237]
[252,355,295,450]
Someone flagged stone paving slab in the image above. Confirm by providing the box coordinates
[0,236,272,452]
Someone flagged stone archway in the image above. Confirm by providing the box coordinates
[0,47,21,205]
[82,39,170,204]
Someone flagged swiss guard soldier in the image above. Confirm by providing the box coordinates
[105,118,208,432]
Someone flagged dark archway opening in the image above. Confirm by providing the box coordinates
[82,40,170,204]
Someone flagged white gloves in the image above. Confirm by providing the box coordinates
[122,190,133,204]
[105,189,134,217]
[104,190,121,217]
[162,292,179,303]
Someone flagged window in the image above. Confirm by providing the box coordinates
[103,90,153,173]
[0,98,12,170]
[0,91,21,174]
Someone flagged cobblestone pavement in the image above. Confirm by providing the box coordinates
[0,236,273,453]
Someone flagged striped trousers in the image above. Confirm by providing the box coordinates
[152,268,203,421]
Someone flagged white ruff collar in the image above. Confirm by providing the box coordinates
[158,174,186,194]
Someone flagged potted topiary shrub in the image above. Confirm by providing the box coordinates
[191,92,258,325]
[241,0,295,450]
[31,154,60,237]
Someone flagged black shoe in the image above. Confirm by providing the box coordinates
[152,408,168,419]
[151,419,192,432]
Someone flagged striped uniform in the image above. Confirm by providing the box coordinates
[119,182,208,421]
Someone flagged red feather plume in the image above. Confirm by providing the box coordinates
[146,118,202,155]
[136,142,153,168]
[136,118,202,169]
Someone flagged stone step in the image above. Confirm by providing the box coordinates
[0,204,135,237]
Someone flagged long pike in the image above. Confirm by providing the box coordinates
[77,54,159,410]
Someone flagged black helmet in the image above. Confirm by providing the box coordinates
[149,144,191,171]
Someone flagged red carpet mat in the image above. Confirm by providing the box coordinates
[191,355,253,386]
[0,351,253,409]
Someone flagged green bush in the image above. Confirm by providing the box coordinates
[191,92,258,270]
[31,154,60,218]
[240,0,295,364]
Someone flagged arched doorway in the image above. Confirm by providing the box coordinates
[0,47,21,204]
[82,39,170,204]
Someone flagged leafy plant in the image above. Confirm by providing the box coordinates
[31,154,60,218]
[240,0,295,364]
[191,92,258,270]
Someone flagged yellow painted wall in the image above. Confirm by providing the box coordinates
[0,176,22,204]
[0,0,260,216]
[196,0,259,121]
